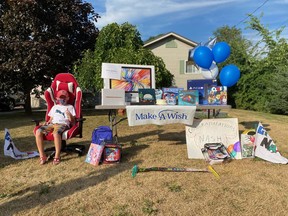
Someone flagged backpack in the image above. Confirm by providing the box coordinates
[92,126,113,144]
[102,144,122,164]
[85,126,113,166]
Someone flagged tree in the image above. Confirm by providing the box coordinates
[214,15,288,114]
[0,0,99,114]
[74,22,173,92]
[213,25,253,107]
[246,14,288,114]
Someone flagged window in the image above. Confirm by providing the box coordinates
[165,40,177,48]
[179,60,201,74]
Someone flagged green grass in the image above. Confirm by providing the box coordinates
[1,108,288,215]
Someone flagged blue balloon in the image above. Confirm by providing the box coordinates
[212,42,231,63]
[193,46,213,69]
[219,64,240,87]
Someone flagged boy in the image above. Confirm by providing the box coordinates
[35,90,76,165]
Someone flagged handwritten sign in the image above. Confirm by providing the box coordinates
[185,118,241,159]
[101,63,121,80]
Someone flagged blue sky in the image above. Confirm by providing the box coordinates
[86,0,288,44]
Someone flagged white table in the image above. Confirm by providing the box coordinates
[95,104,231,142]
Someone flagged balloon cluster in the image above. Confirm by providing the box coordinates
[190,39,240,87]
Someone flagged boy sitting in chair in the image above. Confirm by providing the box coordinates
[35,90,76,165]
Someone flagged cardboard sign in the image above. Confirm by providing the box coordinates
[4,128,39,159]
[186,118,241,159]
[254,122,288,164]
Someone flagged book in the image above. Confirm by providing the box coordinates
[187,79,217,105]
[241,129,256,158]
[138,89,156,105]
[178,90,199,106]
[162,87,184,105]
[207,86,228,105]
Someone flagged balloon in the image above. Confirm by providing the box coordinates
[227,144,234,154]
[233,141,241,152]
[230,150,237,158]
[219,64,240,87]
[212,42,231,63]
[204,37,217,49]
[201,62,219,79]
[188,44,200,61]
[193,46,213,69]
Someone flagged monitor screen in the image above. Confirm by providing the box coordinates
[103,63,155,92]
[110,67,152,92]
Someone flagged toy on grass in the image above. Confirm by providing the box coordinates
[131,165,220,179]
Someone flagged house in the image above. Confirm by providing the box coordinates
[144,32,204,89]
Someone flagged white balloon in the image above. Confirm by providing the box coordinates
[201,63,219,79]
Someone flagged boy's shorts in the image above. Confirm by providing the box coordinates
[38,124,69,135]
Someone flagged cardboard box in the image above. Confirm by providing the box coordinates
[101,89,125,105]
[178,90,199,106]
[125,92,139,104]
[207,86,228,105]
[85,143,105,166]
[187,79,217,105]
[162,87,184,105]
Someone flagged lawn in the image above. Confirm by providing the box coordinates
[0,108,288,216]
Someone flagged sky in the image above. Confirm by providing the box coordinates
[86,0,288,44]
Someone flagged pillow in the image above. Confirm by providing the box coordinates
[56,80,74,93]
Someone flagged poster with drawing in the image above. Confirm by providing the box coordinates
[4,128,39,159]
[185,118,241,159]
[254,122,288,164]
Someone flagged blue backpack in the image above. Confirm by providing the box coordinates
[92,126,113,144]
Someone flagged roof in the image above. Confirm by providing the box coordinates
[143,32,198,48]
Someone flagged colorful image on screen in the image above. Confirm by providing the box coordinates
[110,67,152,92]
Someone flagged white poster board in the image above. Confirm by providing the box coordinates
[186,118,241,159]
[254,122,288,164]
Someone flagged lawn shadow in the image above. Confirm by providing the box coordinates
[158,131,186,145]
[0,144,148,215]
[0,112,46,130]
[238,121,270,134]
[118,129,165,144]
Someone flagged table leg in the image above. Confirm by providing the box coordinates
[108,110,118,143]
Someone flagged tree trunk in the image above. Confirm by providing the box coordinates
[24,91,32,115]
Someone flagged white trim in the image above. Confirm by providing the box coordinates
[144,32,198,47]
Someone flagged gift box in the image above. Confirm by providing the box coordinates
[207,86,227,105]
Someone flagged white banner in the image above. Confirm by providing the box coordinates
[4,128,39,159]
[126,105,196,126]
[254,123,288,164]
[186,118,241,159]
